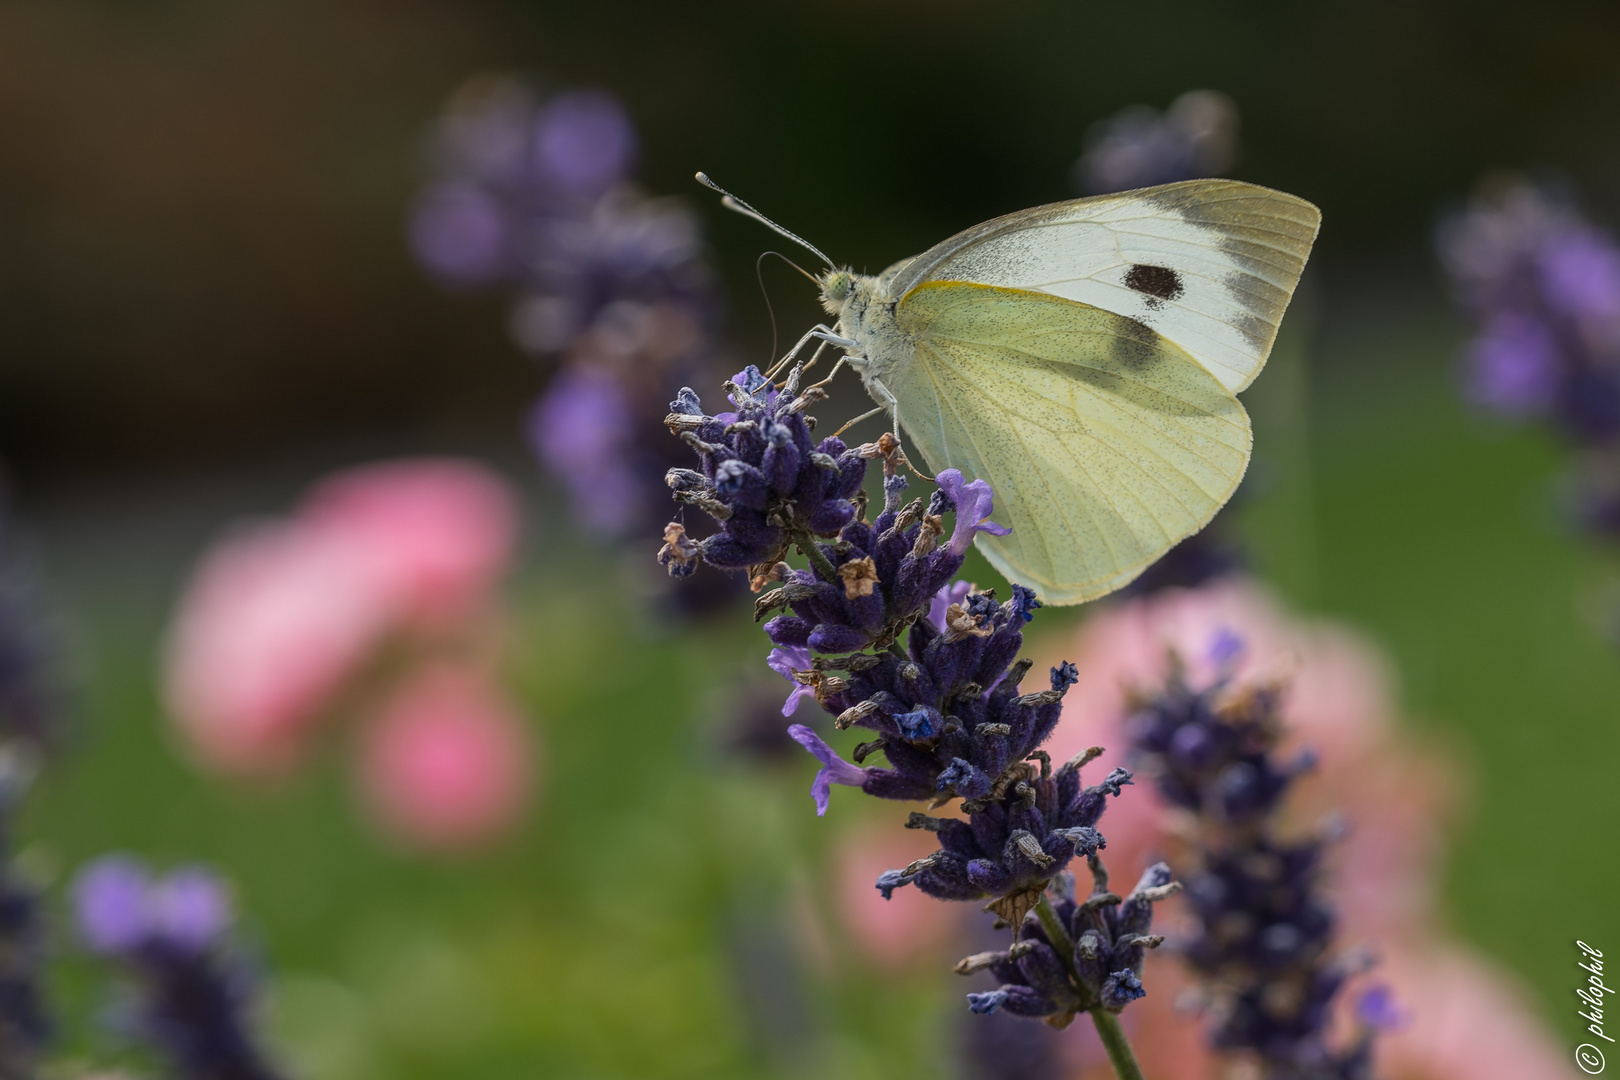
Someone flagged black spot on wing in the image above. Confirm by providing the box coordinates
[1124,264,1185,310]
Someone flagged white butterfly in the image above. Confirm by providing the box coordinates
[700,176,1320,605]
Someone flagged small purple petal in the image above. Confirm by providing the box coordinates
[788,724,870,816]
[767,645,815,717]
[936,469,1012,557]
[74,855,152,954]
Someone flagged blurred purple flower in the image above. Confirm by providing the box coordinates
[409,184,511,287]
[1437,177,1620,483]
[74,855,153,954]
[434,78,540,186]
[1073,90,1238,195]
[75,856,235,957]
[74,856,284,1080]
[412,76,725,544]
[533,91,637,196]
[152,868,233,953]
[1465,313,1561,416]
[1129,666,1378,1073]
[1539,229,1620,320]
[530,366,639,535]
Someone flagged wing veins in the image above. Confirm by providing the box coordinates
[931,344,1226,528]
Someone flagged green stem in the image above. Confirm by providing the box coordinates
[1088,1008,1146,1080]
[793,529,839,583]
[1033,892,1077,977]
[1032,893,1145,1080]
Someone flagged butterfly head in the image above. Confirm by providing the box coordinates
[818,269,856,315]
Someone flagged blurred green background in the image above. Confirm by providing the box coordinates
[4,0,1618,1075]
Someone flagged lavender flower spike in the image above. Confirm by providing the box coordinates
[766,645,815,717]
[787,724,870,816]
[935,469,1011,558]
[73,856,286,1080]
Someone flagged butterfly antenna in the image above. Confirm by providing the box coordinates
[755,252,780,370]
[695,172,835,269]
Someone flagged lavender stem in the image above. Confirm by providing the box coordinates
[791,528,839,582]
[1089,1007,1146,1080]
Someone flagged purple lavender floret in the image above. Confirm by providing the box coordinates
[73,857,285,1080]
[661,364,871,582]
[1126,647,1384,1077]
[956,860,1178,1020]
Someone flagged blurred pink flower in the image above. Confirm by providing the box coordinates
[300,458,518,628]
[165,457,520,781]
[834,819,964,969]
[357,664,534,851]
[1033,579,1572,1080]
[165,520,392,775]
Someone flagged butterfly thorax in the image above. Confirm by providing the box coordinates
[819,272,907,387]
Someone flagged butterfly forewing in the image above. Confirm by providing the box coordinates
[886,180,1321,394]
[887,282,1251,604]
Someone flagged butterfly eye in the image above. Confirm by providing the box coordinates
[822,271,853,302]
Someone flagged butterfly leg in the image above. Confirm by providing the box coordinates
[811,329,859,350]
[765,323,842,381]
[866,375,901,437]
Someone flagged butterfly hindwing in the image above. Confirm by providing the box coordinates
[886,180,1321,394]
[886,281,1251,603]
